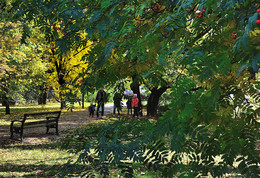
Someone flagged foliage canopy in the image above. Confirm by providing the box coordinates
[5,0,260,177]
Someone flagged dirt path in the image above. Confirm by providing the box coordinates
[0,110,110,145]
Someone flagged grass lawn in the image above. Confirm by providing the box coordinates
[0,102,85,177]
[0,141,74,177]
[0,102,159,177]
[1,102,246,177]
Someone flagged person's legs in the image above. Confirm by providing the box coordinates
[101,103,104,116]
[133,107,136,117]
[133,107,138,118]
[113,104,116,115]
[96,103,100,117]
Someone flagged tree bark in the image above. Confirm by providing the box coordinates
[2,95,10,114]
[60,99,66,109]
[82,92,85,109]
[60,91,66,109]
[38,85,47,105]
[5,103,10,114]
[147,87,168,117]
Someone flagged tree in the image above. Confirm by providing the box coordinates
[46,29,93,109]
[12,0,260,176]
[0,20,48,113]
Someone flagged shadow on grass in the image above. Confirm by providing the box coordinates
[2,142,60,150]
[0,139,76,177]
[0,162,80,177]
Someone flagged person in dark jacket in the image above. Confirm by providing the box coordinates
[96,87,106,118]
[113,92,122,117]
[126,97,132,115]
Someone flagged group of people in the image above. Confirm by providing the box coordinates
[88,87,106,118]
[88,87,139,118]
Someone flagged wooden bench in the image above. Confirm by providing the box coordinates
[10,111,61,141]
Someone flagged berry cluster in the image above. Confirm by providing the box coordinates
[51,42,56,50]
[196,9,206,18]
[232,31,237,39]
[151,4,161,11]
[257,9,260,24]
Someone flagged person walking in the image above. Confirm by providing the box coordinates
[113,92,122,117]
[126,97,132,115]
[96,87,106,118]
[131,94,139,118]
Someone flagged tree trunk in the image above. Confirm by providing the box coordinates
[61,100,66,109]
[147,87,168,117]
[82,92,85,109]
[131,74,143,116]
[60,92,66,109]
[2,96,10,114]
[5,103,10,114]
[38,86,47,105]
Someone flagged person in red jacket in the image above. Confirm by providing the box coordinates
[131,94,139,118]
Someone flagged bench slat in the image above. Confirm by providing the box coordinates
[23,119,57,126]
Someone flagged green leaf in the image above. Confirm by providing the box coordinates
[158,56,164,65]
[101,0,111,9]
[237,63,249,77]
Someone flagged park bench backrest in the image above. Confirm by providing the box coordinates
[22,111,61,122]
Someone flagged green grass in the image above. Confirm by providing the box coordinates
[0,141,75,177]
[0,102,91,114]
[0,102,90,127]
[0,102,160,177]
[0,102,83,177]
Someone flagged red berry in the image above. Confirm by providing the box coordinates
[200,11,203,15]
[126,23,129,26]
[198,15,202,18]
[196,15,199,18]
[153,6,158,11]
[203,9,206,12]
[233,31,236,34]
[257,9,260,13]
[257,20,260,24]
[232,34,237,39]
